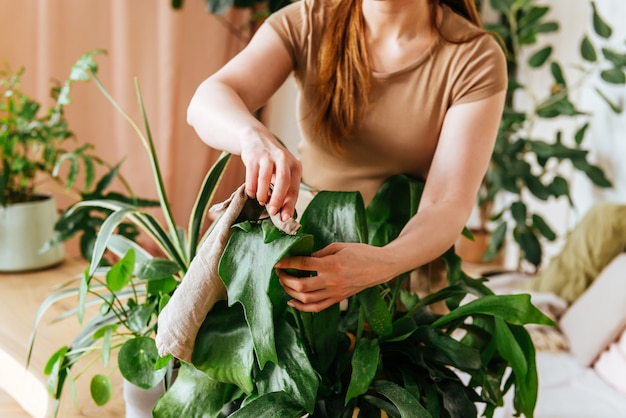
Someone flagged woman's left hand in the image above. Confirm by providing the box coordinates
[275,242,396,312]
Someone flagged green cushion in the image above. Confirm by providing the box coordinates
[525,202,626,303]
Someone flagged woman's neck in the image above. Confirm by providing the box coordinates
[362,0,433,42]
[362,0,437,73]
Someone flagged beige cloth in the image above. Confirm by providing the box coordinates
[156,184,300,362]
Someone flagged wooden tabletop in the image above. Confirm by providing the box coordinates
[0,257,125,417]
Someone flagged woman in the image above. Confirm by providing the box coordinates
[187,0,507,313]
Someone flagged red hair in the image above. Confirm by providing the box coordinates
[313,0,483,152]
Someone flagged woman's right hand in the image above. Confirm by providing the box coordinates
[240,130,301,221]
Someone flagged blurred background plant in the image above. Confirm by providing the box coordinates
[475,0,623,271]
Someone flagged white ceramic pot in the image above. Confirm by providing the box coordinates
[0,195,64,272]
[123,379,167,418]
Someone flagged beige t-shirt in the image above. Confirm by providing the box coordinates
[267,0,507,204]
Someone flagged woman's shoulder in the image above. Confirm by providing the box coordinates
[268,0,332,24]
[438,5,501,50]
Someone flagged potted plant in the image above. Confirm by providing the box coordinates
[0,51,147,271]
[460,0,623,271]
[30,51,553,417]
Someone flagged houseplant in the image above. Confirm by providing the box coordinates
[468,0,622,271]
[30,51,554,417]
[0,51,147,271]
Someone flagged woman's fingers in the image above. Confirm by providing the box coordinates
[241,139,300,218]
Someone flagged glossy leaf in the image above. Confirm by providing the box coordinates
[345,338,380,404]
[136,258,181,280]
[301,191,368,249]
[358,287,392,337]
[366,175,423,246]
[371,380,431,418]
[228,391,305,418]
[509,324,539,416]
[192,301,255,394]
[90,374,112,406]
[255,321,319,413]
[153,362,228,418]
[219,223,314,369]
[432,294,554,328]
[118,337,167,390]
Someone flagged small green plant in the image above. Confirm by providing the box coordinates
[0,51,157,261]
[0,52,104,206]
[478,0,622,270]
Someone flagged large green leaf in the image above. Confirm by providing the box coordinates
[366,175,423,247]
[345,337,380,404]
[301,190,368,249]
[509,324,539,416]
[219,222,314,369]
[358,287,392,337]
[371,380,431,418]
[255,321,319,413]
[153,362,228,418]
[414,326,482,371]
[296,190,371,372]
[192,301,256,394]
[228,391,306,418]
[432,294,555,328]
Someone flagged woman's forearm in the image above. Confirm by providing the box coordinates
[380,200,471,280]
[187,79,273,155]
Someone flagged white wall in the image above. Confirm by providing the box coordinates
[571,0,626,219]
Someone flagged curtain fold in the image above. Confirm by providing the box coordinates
[0,0,248,254]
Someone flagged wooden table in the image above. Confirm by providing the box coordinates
[0,257,125,417]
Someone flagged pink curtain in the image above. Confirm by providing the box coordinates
[0,0,250,255]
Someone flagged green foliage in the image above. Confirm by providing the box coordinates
[479,0,622,270]
[30,51,553,418]
[0,56,96,205]
[0,52,156,262]
[27,51,231,415]
[156,174,553,418]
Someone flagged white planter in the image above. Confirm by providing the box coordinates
[0,195,64,272]
[123,379,166,418]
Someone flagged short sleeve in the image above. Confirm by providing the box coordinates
[450,34,508,105]
[265,1,310,69]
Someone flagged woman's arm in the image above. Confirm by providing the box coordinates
[187,23,301,221]
[276,91,506,312]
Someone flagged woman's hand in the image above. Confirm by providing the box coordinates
[275,242,397,312]
[240,133,302,222]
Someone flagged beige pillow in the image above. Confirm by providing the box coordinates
[559,253,626,366]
